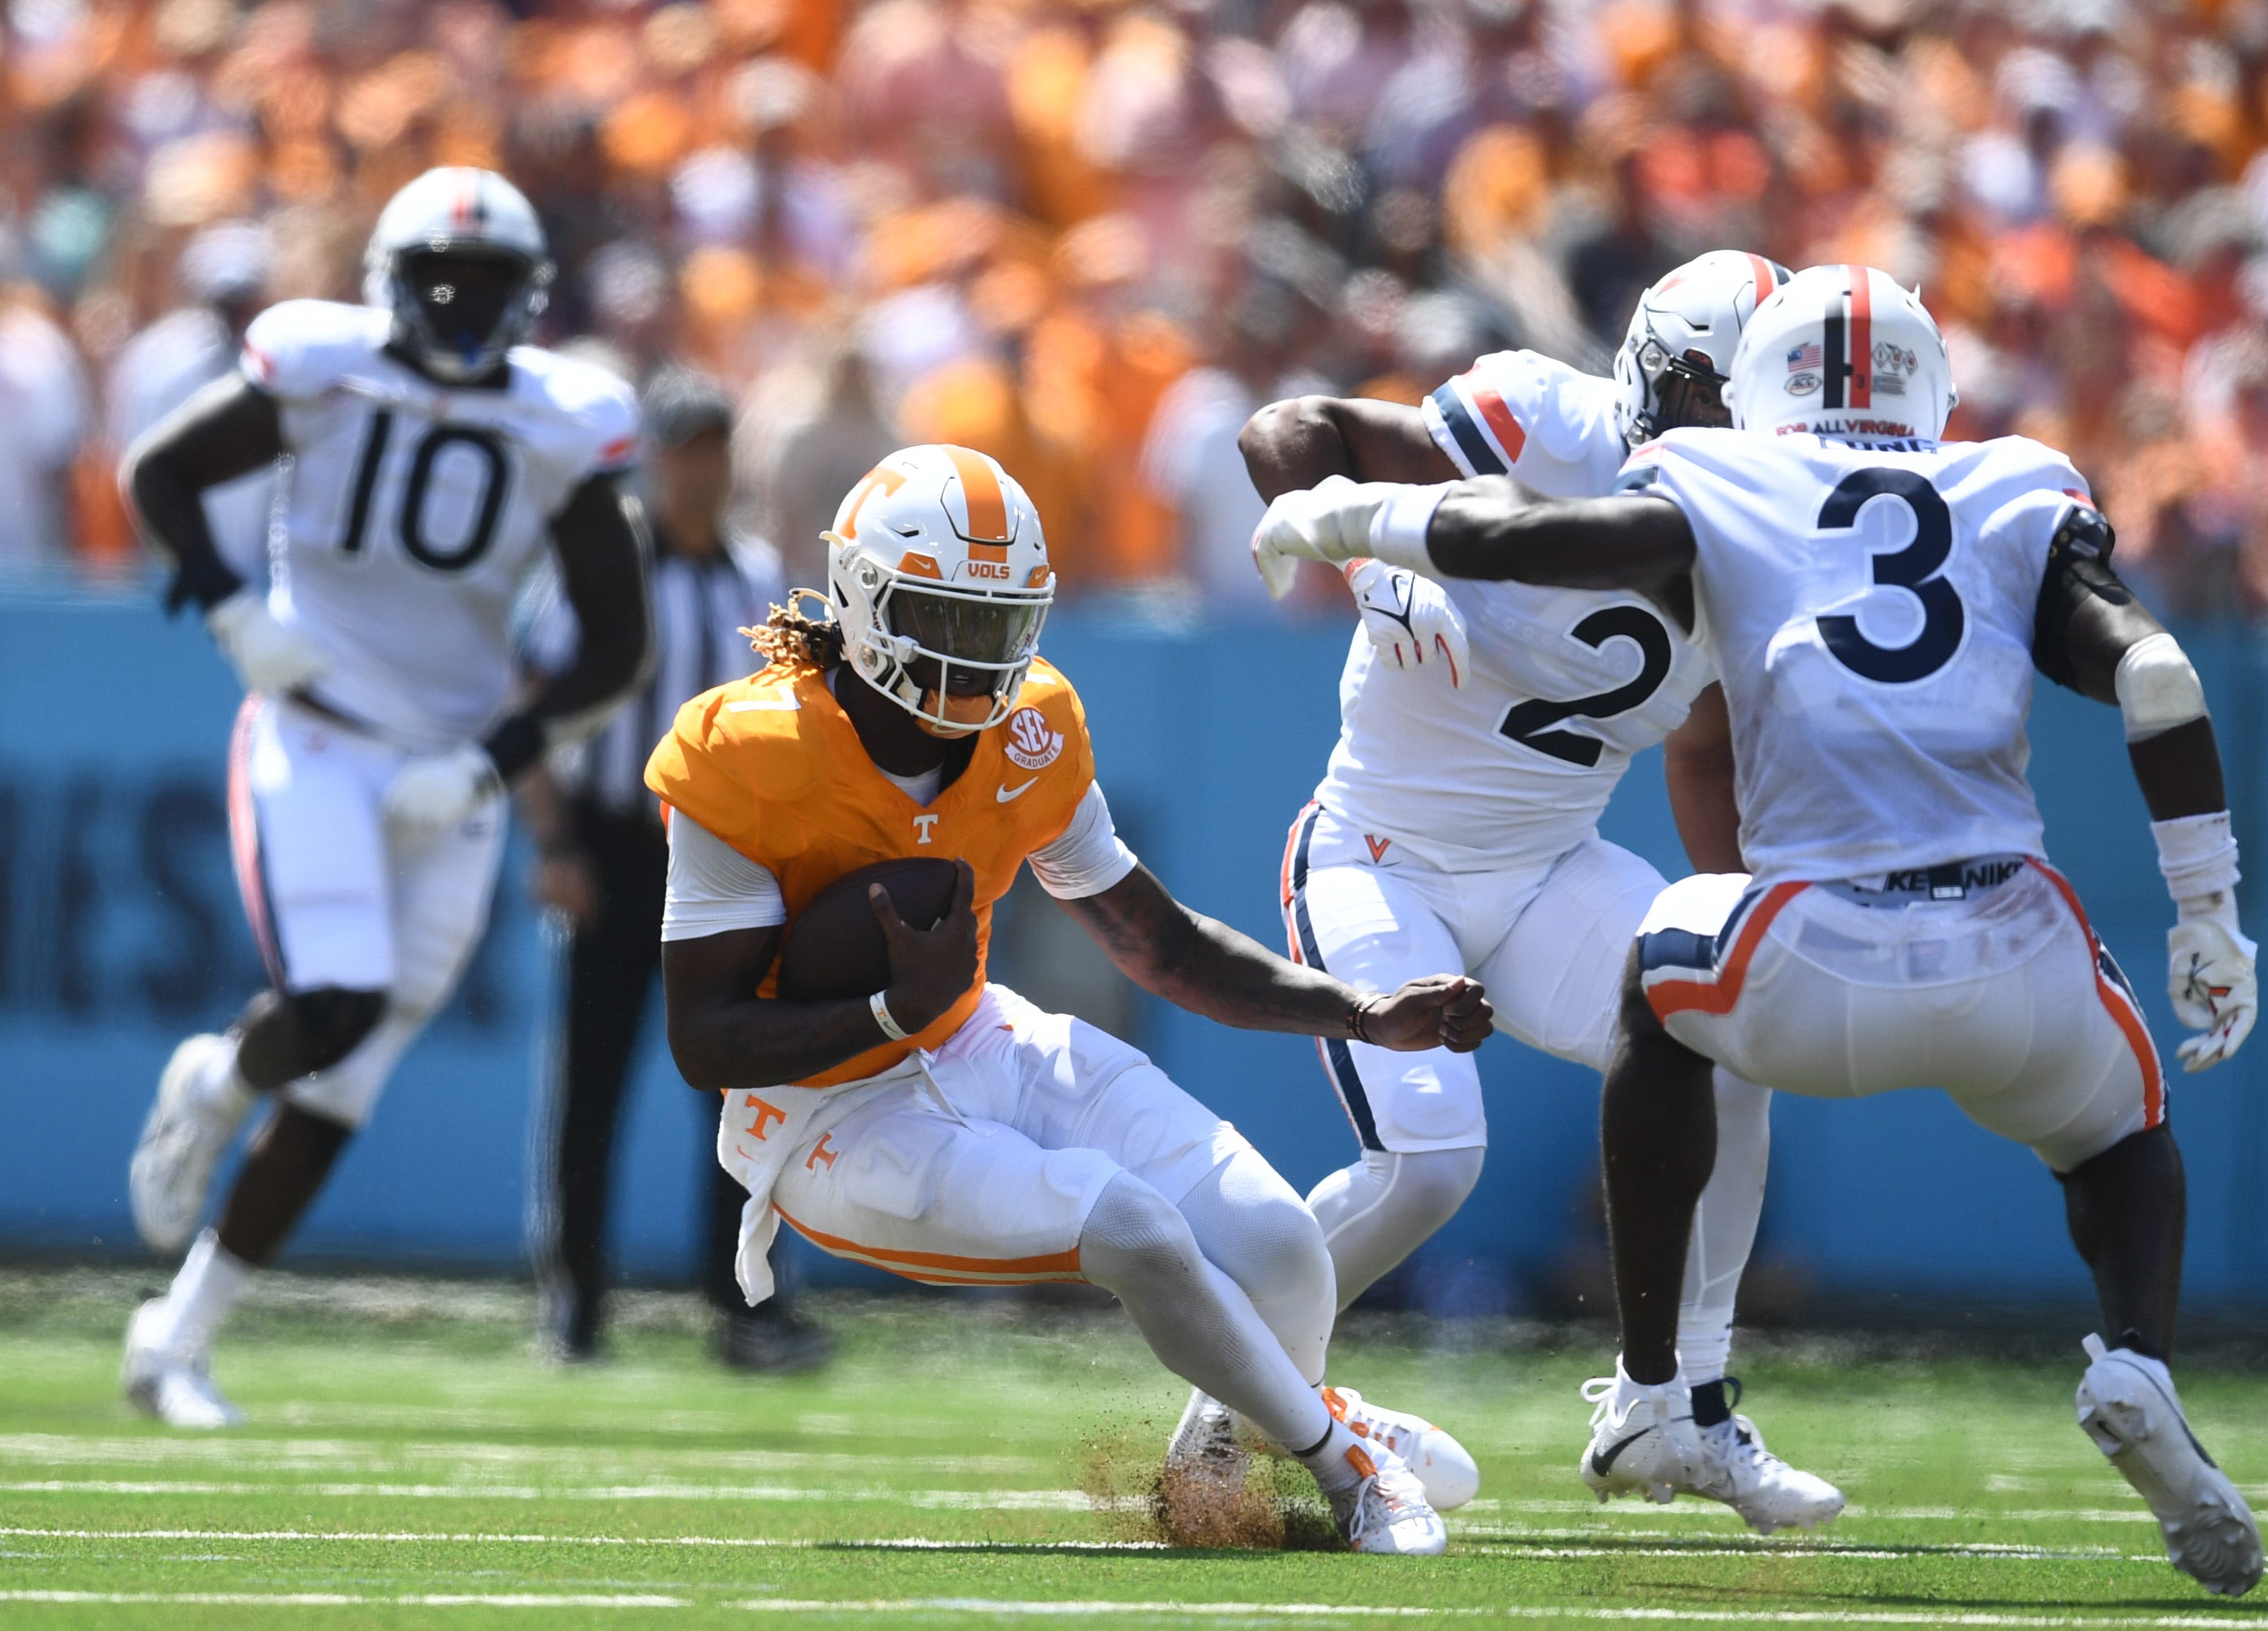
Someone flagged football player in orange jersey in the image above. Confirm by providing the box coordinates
[649,445,1489,1554]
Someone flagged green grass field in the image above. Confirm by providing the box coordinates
[0,1267,2263,1630]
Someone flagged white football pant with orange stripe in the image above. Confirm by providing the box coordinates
[1638,862,2162,1173]
[229,695,504,1129]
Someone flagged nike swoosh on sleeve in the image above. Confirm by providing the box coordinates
[996,778,1039,803]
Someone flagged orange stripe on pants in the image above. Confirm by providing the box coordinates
[2026,860,2165,1128]
[773,1202,1084,1280]
[1645,881,1810,1022]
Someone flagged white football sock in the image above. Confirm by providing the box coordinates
[1292,1416,1369,1494]
[1080,1173,1331,1454]
[1678,1068,1771,1384]
[145,1229,252,1357]
[1306,1146,1486,1312]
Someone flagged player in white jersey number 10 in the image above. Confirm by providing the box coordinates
[116,167,652,1429]
[1237,251,1843,1534]
[1258,263,2262,1597]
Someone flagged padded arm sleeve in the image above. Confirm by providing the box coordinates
[1027,782,1140,900]
[662,813,786,941]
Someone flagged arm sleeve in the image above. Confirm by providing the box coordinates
[1026,782,1140,900]
[662,813,786,941]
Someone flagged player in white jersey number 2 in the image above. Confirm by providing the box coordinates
[1256,264,2263,1596]
[1236,250,1840,1533]
[119,168,652,1427]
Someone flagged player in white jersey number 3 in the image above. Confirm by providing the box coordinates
[119,168,652,1427]
[1237,250,1839,1533]
[1257,263,2264,1596]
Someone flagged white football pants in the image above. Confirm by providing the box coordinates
[228,696,504,1128]
[1640,862,2161,1175]
[1283,802,1770,1378]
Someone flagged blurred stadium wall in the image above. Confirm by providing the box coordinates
[4,587,2266,1313]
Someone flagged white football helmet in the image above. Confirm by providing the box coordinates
[1615,249,1793,446]
[363,167,553,382]
[825,445,1055,734]
[1727,264,1957,442]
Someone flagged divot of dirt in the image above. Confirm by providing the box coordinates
[1078,1429,1343,1551]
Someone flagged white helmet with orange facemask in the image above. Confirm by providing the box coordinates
[824,445,1056,735]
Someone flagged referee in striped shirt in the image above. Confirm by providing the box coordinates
[520,369,832,1371]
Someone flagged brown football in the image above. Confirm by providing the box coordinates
[774,857,963,1002]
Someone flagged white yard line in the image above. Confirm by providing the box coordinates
[0,1526,1164,1552]
[0,1525,2157,1564]
[0,1479,1125,1508]
[721,1604,2268,1626]
[3,1591,2259,1625]
[0,1592,686,1608]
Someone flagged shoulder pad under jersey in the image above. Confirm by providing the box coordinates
[1427,349,1615,476]
[240,300,390,401]
[507,346,641,476]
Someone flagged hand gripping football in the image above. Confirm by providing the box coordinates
[776,857,963,1001]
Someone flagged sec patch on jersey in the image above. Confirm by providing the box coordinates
[776,857,962,1001]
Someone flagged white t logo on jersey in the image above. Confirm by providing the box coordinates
[914,814,940,844]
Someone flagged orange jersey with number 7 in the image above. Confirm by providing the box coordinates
[645,654,1096,1087]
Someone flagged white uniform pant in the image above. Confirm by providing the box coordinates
[1281,802,1676,1150]
[1638,862,2162,1173]
[723,986,1256,1301]
[226,696,504,1128]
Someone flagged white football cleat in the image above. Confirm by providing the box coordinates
[2076,1334,2261,1597]
[1690,1383,1844,1534]
[1579,1366,1704,1506]
[132,1034,255,1255]
[1163,1389,1250,1505]
[1328,1439,1448,1556]
[121,1299,242,1429]
[1322,1384,1479,1511]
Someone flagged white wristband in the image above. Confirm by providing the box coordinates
[1367,483,1451,577]
[2152,810,2241,909]
[869,990,909,1042]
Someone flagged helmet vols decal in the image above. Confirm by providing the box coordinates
[942,446,1011,544]
[1823,265,1873,411]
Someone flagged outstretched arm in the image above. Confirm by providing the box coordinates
[2036,511,2251,1070]
[1238,395,1459,502]
[1250,473,1698,600]
[1057,864,1492,1053]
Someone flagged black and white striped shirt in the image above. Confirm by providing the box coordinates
[524,527,786,818]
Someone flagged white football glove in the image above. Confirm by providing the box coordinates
[382,745,503,834]
[2168,915,2258,1072]
[205,591,330,695]
[1252,476,1389,601]
[1346,557,1467,688]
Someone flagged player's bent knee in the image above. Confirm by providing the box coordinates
[1390,1146,1487,1230]
[283,986,387,1076]
[1079,1173,1205,1295]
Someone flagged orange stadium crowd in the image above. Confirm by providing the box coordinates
[6,0,2268,617]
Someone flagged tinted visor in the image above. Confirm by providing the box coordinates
[889,587,1044,676]
[400,248,528,360]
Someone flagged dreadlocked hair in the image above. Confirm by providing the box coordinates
[745,590,845,672]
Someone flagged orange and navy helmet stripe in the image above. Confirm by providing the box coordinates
[1745,252,1779,310]
[1824,265,1873,411]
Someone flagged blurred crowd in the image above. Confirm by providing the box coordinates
[10,0,2268,616]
